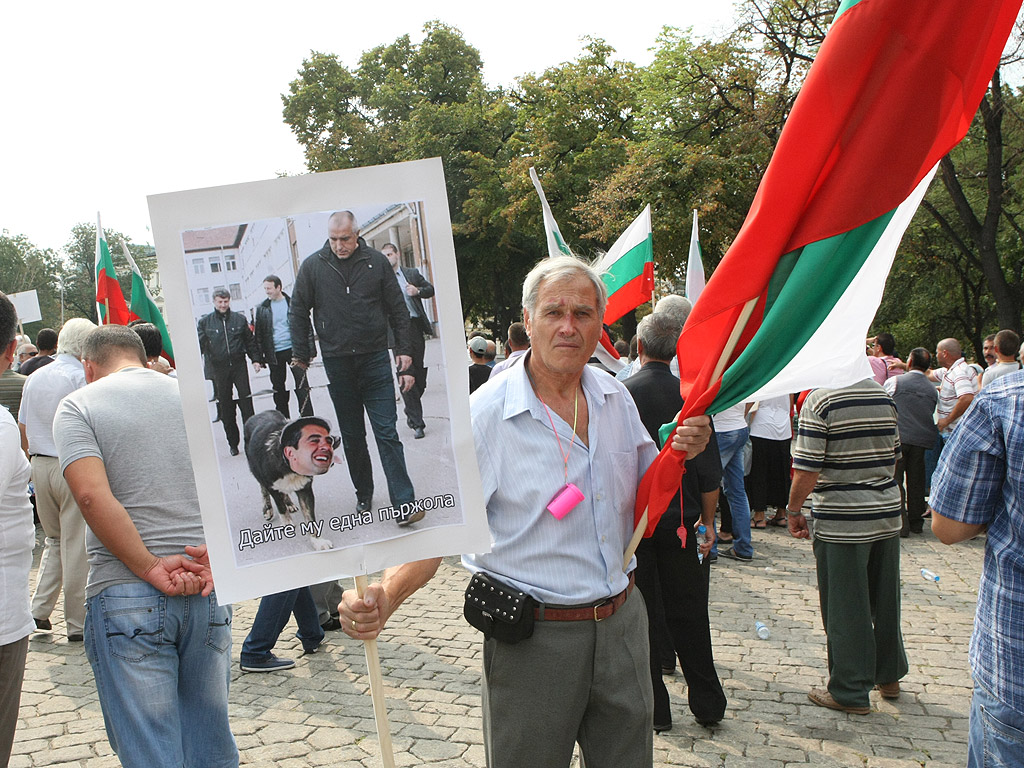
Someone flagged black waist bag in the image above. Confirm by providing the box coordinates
[463,572,536,644]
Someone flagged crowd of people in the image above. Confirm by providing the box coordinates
[0,246,1022,767]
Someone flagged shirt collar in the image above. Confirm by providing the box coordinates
[502,351,614,423]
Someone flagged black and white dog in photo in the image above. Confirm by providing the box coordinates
[243,410,341,551]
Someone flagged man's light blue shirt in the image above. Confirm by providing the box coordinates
[931,369,1024,714]
[463,357,657,605]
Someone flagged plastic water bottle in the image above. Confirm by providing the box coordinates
[695,524,707,564]
[755,621,771,640]
[921,568,940,583]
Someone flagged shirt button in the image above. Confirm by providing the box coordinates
[595,493,602,501]
[601,536,606,543]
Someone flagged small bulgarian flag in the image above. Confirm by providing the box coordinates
[120,239,174,365]
[528,166,628,372]
[629,0,1022,546]
[685,210,705,302]
[529,167,573,259]
[595,205,654,325]
[95,214,132,326]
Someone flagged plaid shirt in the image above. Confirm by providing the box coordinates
[931,370,1024,713]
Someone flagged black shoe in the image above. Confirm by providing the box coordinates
[67,634,84,642]
[34,617,52,631]
[397,505,425,526]
[356,499,372,515]
[321,617,342,632]
[414,427,425,439]
[909,522,924,534]
[653,721,672,733]
[229,445,239,456]
[696,718,721,728]
[719,546,753,563]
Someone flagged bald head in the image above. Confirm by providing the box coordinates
[327,211,360,260]
[936,338,963,368]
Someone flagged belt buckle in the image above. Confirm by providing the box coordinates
[594,598,611,622]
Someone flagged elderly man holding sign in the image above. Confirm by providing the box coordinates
[339,256,711,768]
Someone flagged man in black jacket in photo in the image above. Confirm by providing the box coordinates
[381,243,434,440]
[254,275,314,419]
[289,211,422,526]
[197,289,262,456]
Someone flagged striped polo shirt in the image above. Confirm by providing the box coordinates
[793,378,902,543]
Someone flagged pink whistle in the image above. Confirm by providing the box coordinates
[547,483,584,519]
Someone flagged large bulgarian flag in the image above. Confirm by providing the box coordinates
[630,0,1022,544]
[95,215,133,326]
[120,239,174,365]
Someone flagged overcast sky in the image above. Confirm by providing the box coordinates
[1,1,736,253]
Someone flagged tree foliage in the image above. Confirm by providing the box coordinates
[281,2,1024,354]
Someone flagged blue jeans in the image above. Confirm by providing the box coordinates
[323,351,415,507]
[240,587,323,663]
[969,681,1024,768]
[84,582,238,768]
[716,427,753,557]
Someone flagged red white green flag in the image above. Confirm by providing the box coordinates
[632,0,1022,539]
[595,205,654,325]
[120,239,174,365]
[95,215,132,326]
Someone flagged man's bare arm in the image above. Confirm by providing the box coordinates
[63,457,209,595]
[930,508,986,544]
[786,468,820,539]
[338,557,443,640]
[938,393,974,432]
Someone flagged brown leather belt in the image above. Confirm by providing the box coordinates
[534,572,635,622]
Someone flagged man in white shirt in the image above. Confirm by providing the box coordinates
[18,318,96,640]
[981,329,1020,388]
[0,292,34,766]
[935,338,977,438]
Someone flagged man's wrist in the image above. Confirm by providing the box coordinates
[785,507,805,517]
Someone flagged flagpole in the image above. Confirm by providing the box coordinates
[622,296,759,571]
[354,575,397,768]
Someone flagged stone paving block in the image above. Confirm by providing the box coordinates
[33,743,95,765]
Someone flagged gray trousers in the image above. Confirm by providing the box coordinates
[309,579,343,625]
[0,635,28,767]
[481,587,653,768]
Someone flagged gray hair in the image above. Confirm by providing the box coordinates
[57,318,98,358]
[637,312,683,363]
[653,294,693,327]
[522,256,608,318]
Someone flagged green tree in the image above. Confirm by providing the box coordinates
[0,231,63,333]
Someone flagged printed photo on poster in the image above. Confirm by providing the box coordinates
[148,160,488,604]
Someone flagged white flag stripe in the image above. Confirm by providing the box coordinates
[529,166,572,259]
[686,209,705,302]
[595,205,651,274]
[739,165,937,404]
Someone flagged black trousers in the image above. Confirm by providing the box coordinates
[635,521,727,725]
[210,361,253,449]
[896,443,928,531]
[268,348,312,419]
[400,330,428,430]
[746,436,791,511]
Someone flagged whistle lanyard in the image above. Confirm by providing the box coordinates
[531,377,579,485]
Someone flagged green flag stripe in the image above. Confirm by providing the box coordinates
[600,236,653,294]
[708,207,897,413]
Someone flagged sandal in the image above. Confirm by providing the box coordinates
[718,533,734,543]
[768,514,788,527]
[751,511,766,529]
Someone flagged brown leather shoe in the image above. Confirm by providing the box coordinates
[876,681,900,699]
[807,688,871,714]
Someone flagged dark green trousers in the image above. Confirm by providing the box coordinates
[813,534,909,708]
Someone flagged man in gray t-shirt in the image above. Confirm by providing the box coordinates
[54,325,238,768]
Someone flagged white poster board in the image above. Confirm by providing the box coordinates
[9,290,41,324]
[148,159,488,604]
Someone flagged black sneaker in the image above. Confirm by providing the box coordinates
[34,617,52,632]
[321,617,342,632]
[719,547,753,563]
[397,506,425,526]
[356,499,372,515]
[240,655,295,673]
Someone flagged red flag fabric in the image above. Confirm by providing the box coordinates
[633,0,1021,536]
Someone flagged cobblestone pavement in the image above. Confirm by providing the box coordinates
[14,522,981,767]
